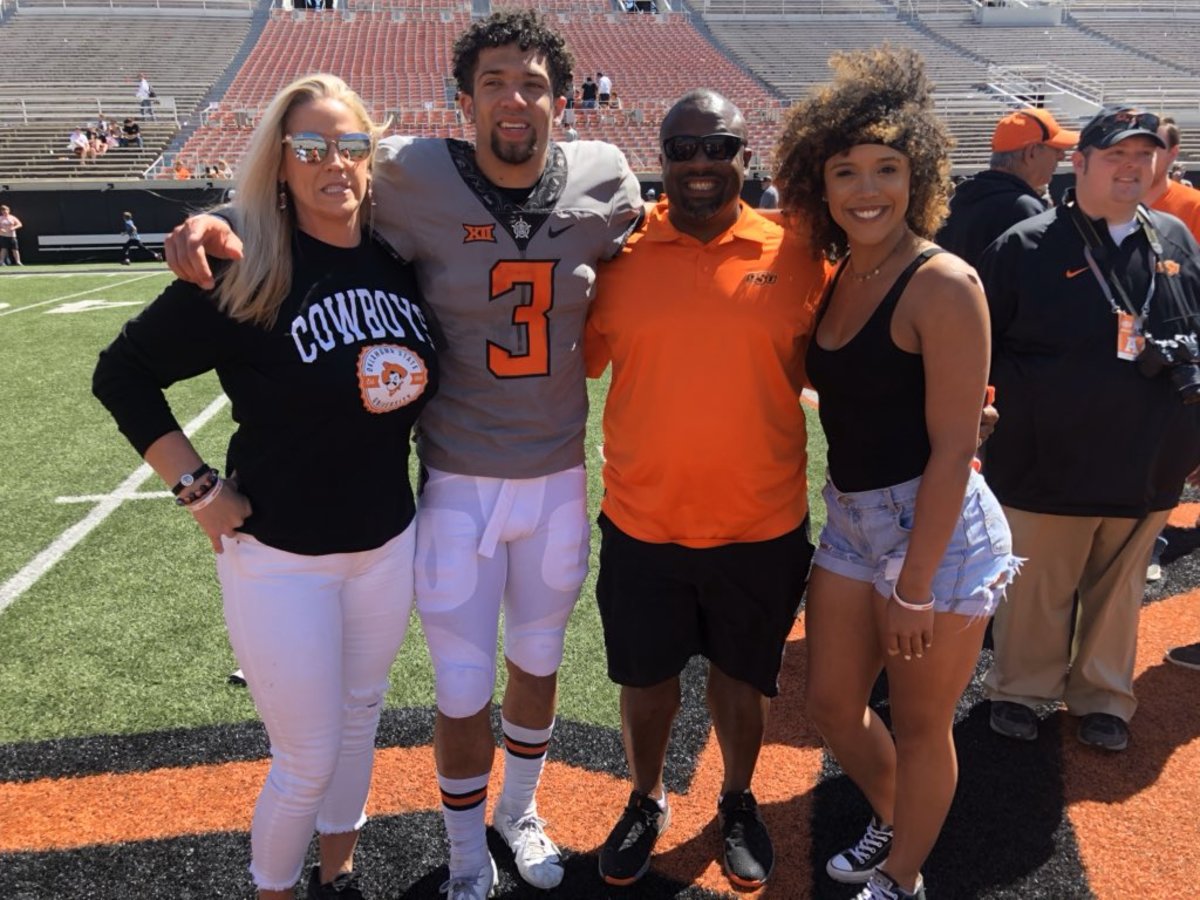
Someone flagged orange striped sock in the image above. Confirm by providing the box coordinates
[438,771,489,876]
[497,716,554,819]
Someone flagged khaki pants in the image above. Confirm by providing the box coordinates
[983,506,1168,721]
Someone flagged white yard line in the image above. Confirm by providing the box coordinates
[0,395,229,615]
[0,273,164,318]
[56,491,172,504]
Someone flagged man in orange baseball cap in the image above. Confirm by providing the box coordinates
[938,107,1080,265]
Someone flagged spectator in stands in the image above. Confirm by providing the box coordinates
[1170,162,1194,187]
[980,107,1200,754]
[936,107,1078,267]
[96,114,111,142]
[215,158,234,179]
[97,74,436,900]
[757,174,778,209]
[597,71,612,107]
[587,88,826,893]
[136,73,156,121]
[68,127,96,163]
[774,46,1019,900]
[607,88,622,111]
[562,122,579,142]
[120,211,160,265]
[172,159,192,180]
[581,75,598,109]
[120,118,143,149]
[0,205,23,266]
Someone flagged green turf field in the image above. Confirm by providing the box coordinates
[0,264,828,743]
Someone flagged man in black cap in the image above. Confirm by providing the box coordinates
[979,106,1200,752]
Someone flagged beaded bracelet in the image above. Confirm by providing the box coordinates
[175,470,219,507]
[188,477,225,512]
[891,585,935,612]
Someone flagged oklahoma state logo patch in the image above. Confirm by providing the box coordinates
[357,344,429,414]
[744,271,778,286]
[463,223,497,243]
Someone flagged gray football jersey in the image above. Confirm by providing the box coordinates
[374,136,642,479]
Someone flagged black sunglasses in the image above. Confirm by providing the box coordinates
[662,133,745,163]
[1108,109,1160,132]
[283,132,372,164]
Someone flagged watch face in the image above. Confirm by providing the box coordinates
[180,474,195,487]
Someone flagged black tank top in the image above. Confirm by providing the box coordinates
[806,248,942,492]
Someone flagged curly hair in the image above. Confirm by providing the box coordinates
[452,10,574,100]
[774,45,954,261]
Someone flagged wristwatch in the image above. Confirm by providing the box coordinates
[171,464,212,496]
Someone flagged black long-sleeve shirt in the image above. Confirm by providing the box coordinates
[94,231,439,555]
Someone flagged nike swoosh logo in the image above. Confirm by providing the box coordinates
[548,223,575,239]
[1065,267,1089,279]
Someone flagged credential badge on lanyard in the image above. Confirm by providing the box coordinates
[1082,244,1155,362]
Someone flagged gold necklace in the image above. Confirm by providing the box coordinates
[847,232,912,282]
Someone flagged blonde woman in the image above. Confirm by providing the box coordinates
[93,74,439,900]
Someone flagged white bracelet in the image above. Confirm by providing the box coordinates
[189,477,224,512]
[891,585,935,612]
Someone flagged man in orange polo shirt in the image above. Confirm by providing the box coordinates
[1147,117,1200,240]
[584,89,826,891]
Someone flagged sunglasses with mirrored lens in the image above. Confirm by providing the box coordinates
[283,132,372,164]
[661,133,744,163]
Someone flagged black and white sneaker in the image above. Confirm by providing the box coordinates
[826,815,893,883]
[851,868,925,900]
[598,789,670,886]
[718,789,773,888]
[307,865,365,899]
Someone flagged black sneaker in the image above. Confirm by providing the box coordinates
[826,815,893,884]
[1166,641,1200,670]
[307,865,365,899]
[989,700,1038,741]
[1077,712,1129,752]
[598,789,670,886]
[718,789,773,888]
[851,869,926,900]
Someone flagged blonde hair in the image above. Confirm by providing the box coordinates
[216,73,384,327]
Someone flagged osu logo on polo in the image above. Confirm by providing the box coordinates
[357,344,429,414]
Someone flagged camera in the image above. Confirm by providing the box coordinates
[1138,333,1200,404]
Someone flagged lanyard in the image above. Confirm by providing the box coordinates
[1083,244,1156,321]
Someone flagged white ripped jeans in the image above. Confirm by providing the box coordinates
[216,524,415,891]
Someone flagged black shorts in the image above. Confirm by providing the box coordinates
[0,236,15,251]
[596,513,813,697]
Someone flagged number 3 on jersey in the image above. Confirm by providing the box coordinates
[487,260,557,378]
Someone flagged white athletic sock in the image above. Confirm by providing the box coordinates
[438,771,489,876]
[497,716,554,819]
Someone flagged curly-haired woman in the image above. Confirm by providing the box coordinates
[775,46,1022,900]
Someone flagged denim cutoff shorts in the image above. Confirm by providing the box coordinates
[812,469,1022,618]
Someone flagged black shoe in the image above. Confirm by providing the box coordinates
[718,789,773,888]
[852,869,926,900]
[826,815,893,884]
[1077,713,1129,751]
[598,789,670,886]
[307,865,365,899]
[989,700,1038,741]
[1166,641,1200,670]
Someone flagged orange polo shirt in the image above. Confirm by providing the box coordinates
[1152,179,1200,240]
[585,200,826,548]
